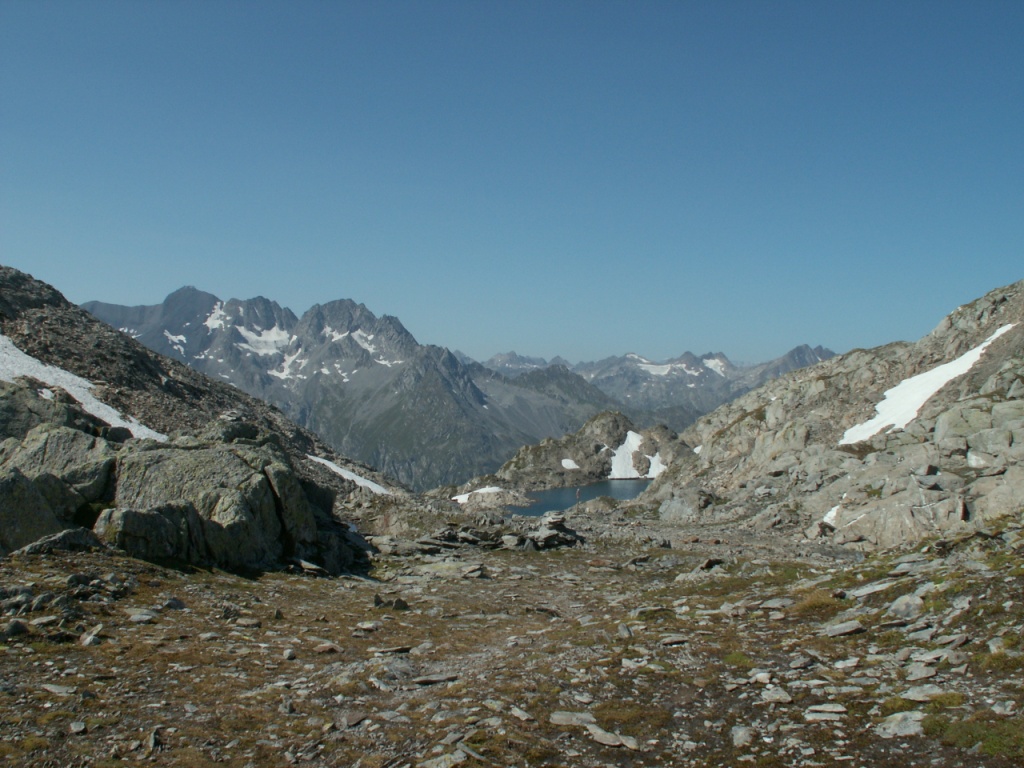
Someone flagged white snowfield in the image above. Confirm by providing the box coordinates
[647,452,667,476]
[452,486,503,504]
[561,458,580,470]
[235,324,293,356]
[306,454,392,495]
[352,329,376,354]
[839,323,1016,445]
[268,350,309,381]
[203,302,227,331]
[637,362,673,376]
[633,354,715,378]
[163,330,187,356]
[703,358,726,376]
[323,325,349,343]
[0,334,167,441]
[609,430,666,479]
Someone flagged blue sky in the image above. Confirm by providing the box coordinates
[3,1,1022,364]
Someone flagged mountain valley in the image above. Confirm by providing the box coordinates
[83,288,830,490]
[1,265,1023,767]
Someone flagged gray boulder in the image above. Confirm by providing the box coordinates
[0,380,109,441]
[934,404,993,443]
[12,527,104,556]
[0,424,115,502]
[113,445,281,569]
[0,468,65,556]
[29,472,88,524]
[94,503,208,565]
[109,440,334,570]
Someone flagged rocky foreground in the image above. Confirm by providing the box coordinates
[2,505,1022,767]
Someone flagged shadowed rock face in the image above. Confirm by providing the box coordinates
[644,279,1024,551]
[0,467,65,555]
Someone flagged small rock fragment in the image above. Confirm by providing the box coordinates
[549,711,597,727]
[822,620,864,637]
[875,710,925,738]
[731,725,756,747]
[761,686,793,704]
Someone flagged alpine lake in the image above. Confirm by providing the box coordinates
[508,478,652,517]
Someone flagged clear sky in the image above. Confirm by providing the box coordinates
[2,1,1022,364]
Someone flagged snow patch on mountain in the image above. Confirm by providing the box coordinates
[163,330,186,356]
[0,334,167,441]
[610,431,645,478]
[839,323,1016,445]
[608,430,668,479]
[204,302,227,331]
[637,361,704,377]
[704,358,726,376]
[269,350,309,381]
[647,452,667,477]
[306,454,391,495]
[323,326,349,343]
[352,330,376,354]
[561,458,580,470]
[637,362,672,376]
[236,325,292,356]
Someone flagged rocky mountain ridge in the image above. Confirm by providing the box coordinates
[84,289,618,491]
[485,346,836,432]
[643,279,1024,552]
[84,287,833,489]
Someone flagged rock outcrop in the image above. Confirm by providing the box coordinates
[493,411,684,491]
[644,279,1024,551]
[0,379,371,572]
[0,266,401,572]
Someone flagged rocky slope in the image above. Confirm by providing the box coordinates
[494,411,683,491]
[84,289,618,490]
[643,279,1024,552]
[2,496,1021,766]
[0,266,403,574]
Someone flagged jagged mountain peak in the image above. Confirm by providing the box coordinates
[483,351,551,376]
[83,283,844,490]
[221,295,296,332]
[85,286,616,490]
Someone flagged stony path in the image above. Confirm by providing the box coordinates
[1,512,1023,767]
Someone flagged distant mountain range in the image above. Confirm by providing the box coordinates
[83,287,832,490]
[483,346,834,429]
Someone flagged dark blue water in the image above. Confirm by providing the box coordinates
[508,479,652,517]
